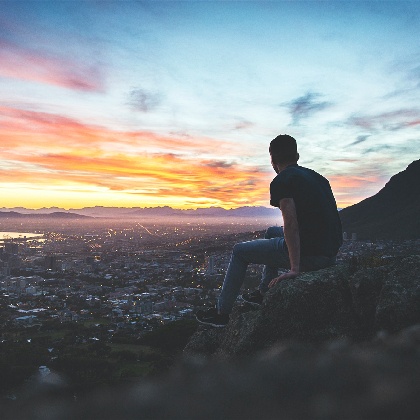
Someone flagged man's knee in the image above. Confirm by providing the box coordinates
[232,242,246,256]
[264,226,284,239]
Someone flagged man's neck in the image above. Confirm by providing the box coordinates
[275,161,297,174]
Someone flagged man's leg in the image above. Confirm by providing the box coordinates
[259,226,285,293]
[217,230,289,314]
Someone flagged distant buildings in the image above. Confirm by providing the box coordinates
[206,255,216,276]
[44,255,60,271]
[4,242,19,254]
[342,232,357,241]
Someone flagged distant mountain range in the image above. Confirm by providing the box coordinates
[339,159,420,240]
[0,211,91,219]
[0,206,279,219]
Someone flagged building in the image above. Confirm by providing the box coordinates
[5,242,19,255]
[0,261,10,277]
[44,255,59,271]
[205,255,216,276]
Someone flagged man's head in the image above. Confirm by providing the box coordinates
[269,134,299,172]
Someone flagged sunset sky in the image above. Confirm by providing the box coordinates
[0,0,419,210]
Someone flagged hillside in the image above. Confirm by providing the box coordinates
[339,160,420,240]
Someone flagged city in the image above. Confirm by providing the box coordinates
[1,216,419,398]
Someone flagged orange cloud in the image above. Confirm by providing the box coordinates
[6,152,270,206]
[0,106,270,208]
[329,175,383,208]
[0,106,237,155]
[1,106,376,209]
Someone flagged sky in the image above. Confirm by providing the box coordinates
[0,0,419,210]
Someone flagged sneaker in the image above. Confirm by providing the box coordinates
[195,307,229,328]
[241,290,264,307]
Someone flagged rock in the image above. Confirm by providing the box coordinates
[185,255,420,358]
[350,255,420,336]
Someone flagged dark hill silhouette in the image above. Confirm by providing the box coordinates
[339,160,420,240]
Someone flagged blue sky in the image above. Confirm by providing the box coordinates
[0,0,419,209]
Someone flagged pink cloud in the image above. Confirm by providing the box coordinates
[348,109,420,131]
[0,106,241,155]
[0,39,104,92]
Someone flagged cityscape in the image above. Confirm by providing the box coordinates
[1,217,263,332]
[0,216,279,397]
[1,215,419,400]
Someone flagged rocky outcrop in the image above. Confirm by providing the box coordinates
[185,255,420,358]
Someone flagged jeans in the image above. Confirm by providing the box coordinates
[217,226,335,314]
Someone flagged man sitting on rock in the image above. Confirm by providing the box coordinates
[196,134,343,327]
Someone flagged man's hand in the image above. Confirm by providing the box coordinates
[268,270,299,288]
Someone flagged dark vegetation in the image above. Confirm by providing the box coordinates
[0,318,198,398]
[27,325,418,420]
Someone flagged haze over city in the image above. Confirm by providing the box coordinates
[1,0,419,210]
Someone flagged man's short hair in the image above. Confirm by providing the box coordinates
[269,134,298,163]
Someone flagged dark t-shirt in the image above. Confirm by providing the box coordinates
[270,164,342,258]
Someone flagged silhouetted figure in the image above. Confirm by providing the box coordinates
[196,134,342,327]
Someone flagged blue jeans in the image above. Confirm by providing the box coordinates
[217,226,335,314]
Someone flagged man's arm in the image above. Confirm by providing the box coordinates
[268,197,300,287]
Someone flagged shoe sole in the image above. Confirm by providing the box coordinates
[195,315,227,328]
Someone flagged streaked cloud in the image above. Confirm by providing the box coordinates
[233,119,254,130]
[347,135,370,147]
[347,109,420,131]
[0,106,270,208]
[204,160,234,169]
[0,106,239,155]
[283,92,332,125]
[329,174,385,208]
[127,88,162,112]
[0,152,270,208]
[365,144,393,154]
[0,38,105,91]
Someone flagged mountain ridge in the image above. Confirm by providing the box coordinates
[0,205,279,218]
[339,159,420,240]
[0,211,92,219]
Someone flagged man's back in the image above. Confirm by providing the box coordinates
[270,164,342,258]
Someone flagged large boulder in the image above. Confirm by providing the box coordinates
[185,255,420,357]
[349,255,420,336]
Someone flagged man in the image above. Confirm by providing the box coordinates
[196,134,342,327]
